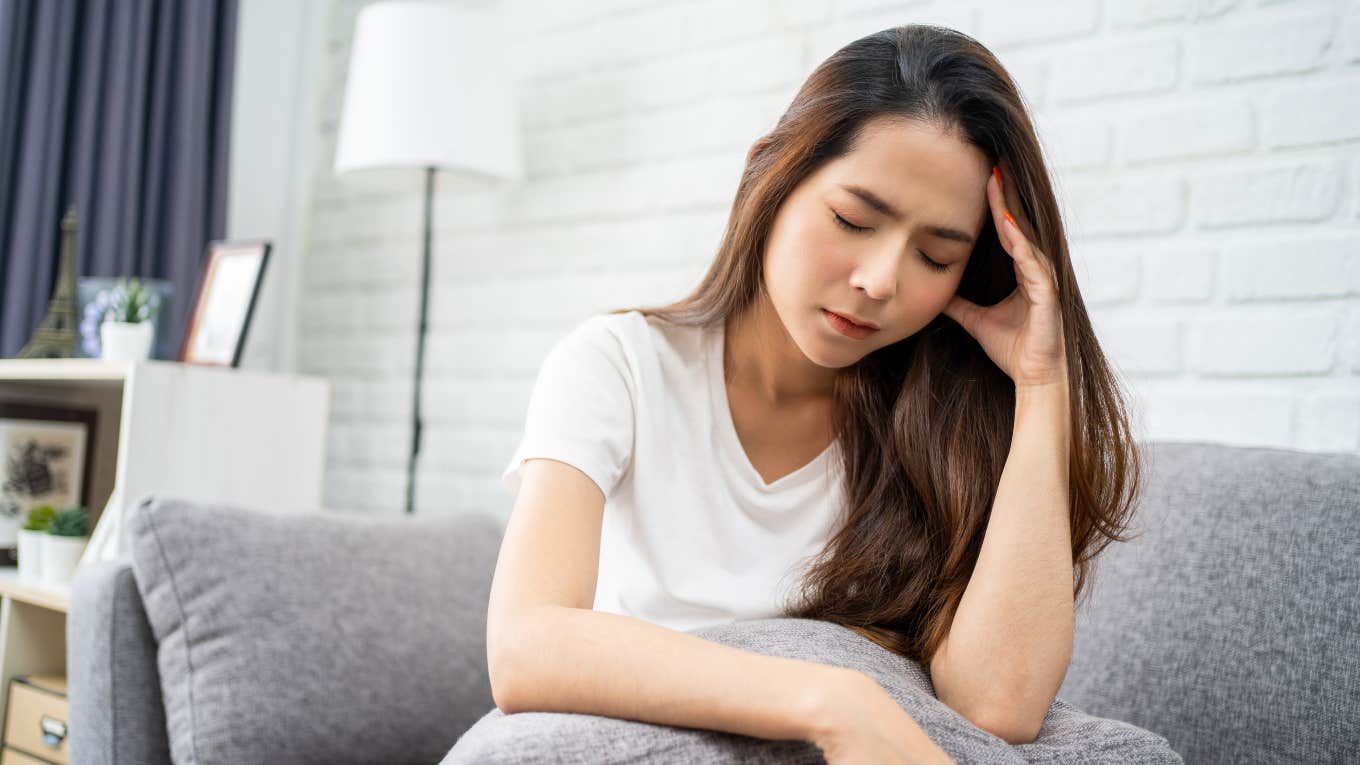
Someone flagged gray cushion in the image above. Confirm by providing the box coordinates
[444,616,1182,764]
[1058,441,1360,764]
[126,494,504,765]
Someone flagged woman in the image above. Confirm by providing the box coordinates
[486,23,1143,764]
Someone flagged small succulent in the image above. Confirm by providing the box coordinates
[22,504,57,532]
[103,278,162,324]
[48,506,91,537]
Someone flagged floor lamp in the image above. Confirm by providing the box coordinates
[333,1,523,514]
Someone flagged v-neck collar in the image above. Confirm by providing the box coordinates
[707,320,837,492]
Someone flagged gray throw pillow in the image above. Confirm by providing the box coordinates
[127,494,503,765]
[444,617,1183,764]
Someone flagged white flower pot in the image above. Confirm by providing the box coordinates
[100,320,154,362]
[17,529,46,584]
[40,535,88,588]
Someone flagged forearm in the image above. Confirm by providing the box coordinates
[932,382,1074,742]
[490,605,850,744]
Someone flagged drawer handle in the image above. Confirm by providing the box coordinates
[40,714,67,748]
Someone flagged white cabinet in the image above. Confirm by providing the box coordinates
[0,358,330,561]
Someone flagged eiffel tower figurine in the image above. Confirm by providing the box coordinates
[17,205,80,359]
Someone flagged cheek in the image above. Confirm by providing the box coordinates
[902,273,960,315]
[768,217,846,288]
[804,229,858,282]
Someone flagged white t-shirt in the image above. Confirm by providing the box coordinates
[501,310,846,634]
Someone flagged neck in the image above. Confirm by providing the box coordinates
[724,295,837,407]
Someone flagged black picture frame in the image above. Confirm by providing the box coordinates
[179,239,272,368]
[0,400,98,522]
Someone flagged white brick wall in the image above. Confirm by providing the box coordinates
[291,0,1360,516]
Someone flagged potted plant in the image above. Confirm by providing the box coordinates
[18,504,56,584]
[41,505,90,588]
[96,277,161,362]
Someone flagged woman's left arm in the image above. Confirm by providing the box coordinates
[936,163,1075,744]
[928,379,1073,745]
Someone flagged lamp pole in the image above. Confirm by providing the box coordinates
[405,165,436,515]
[333,3,522,515]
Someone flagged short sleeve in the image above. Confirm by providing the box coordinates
[501,315,637,501]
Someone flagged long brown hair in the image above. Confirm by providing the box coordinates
[606,24,1144,664]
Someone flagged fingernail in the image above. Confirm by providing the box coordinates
[1004,210,1017,228]
[993,165,1002,185]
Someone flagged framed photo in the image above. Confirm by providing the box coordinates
[0,401,98,546]
[179,239,271,367]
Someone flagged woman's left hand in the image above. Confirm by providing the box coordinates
[942,163,1069,391]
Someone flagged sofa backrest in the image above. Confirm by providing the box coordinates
[1058,440,1359,764]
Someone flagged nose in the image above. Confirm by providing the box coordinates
[850,246,899,301]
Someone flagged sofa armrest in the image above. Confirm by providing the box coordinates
[68,559,171,765]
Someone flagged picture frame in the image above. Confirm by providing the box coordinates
[179,239,272,367]
[0,401,98,550]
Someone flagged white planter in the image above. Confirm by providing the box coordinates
[17,529,46,584]
[100,320,154,362]
[40,535,88,588]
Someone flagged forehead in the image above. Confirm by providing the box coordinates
[818,117,990,231]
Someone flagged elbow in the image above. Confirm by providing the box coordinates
[961,695,1047,746]
[937,685,1042,745]
[933,657,1037,744]
[487,648,512,712]
[488,648,524,714]
[931,653,1062,745]
[974,706,1042,746]
[487,604,564,714]
[487,627,527,714]
[931,652,1064,746]
[981,655,1068,744]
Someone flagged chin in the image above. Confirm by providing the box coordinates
[803,330,870,368]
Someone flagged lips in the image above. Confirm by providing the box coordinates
[825,309,878,330]
[822,308,880,339]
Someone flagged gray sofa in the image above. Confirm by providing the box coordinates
[66,441,1358,764]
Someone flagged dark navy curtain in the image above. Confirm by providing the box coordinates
[0,0,238,358]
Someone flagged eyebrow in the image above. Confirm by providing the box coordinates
[838,183,975,245]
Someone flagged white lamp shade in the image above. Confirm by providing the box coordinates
[333,1,524,180]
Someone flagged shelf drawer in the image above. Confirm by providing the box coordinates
[1,746,52,765]
[2,678,67,765]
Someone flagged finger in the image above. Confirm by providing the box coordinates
[991,164,1057,276]
[989,169,1032,265]
[994,161,1034,243]
[1001,212,1058,294]
[987,165,1011,250]
[1000,213,1038,272]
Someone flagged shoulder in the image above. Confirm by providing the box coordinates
[567,310,706,366]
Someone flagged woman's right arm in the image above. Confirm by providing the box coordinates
[485,458,953,763]
[495,601,846,740]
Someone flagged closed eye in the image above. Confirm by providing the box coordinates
[832,211,871,234]
[832,211,951,273]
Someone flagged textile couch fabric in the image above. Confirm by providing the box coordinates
[67,441,1359,763]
